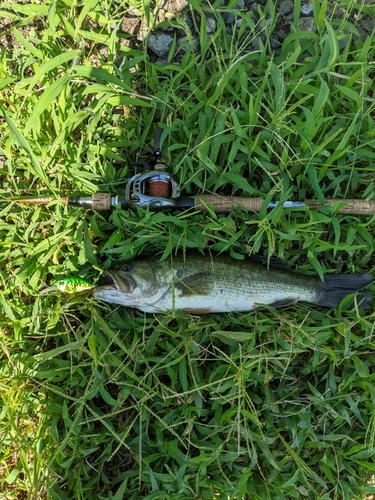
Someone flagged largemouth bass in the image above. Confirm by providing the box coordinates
[93,254,372,314]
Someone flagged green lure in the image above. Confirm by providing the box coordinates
[41,277,93,295]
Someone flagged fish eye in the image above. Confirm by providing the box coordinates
[59,280,66,286]
[122,264,132,272]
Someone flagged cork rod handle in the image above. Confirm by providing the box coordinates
[194,194,375,215]
[304,198,375,215]
[194,195,264,213]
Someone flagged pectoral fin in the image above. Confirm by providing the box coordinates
[175,273,213,296]
[181,307,213,314]
[268,296,300,308]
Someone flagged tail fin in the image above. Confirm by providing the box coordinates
[315,273,372,308]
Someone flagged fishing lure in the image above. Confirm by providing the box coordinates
[41,277,93,295]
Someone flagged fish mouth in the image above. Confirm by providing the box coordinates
[102,273,117,287]
[101,271,135,293]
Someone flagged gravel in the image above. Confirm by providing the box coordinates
[1,0,374,66]
[130,0,374,64]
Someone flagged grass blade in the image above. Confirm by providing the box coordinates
[3,112,49,185]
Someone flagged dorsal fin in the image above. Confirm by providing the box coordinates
[252,255,292,271]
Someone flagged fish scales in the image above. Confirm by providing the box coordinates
[93,254,372,313]
[166,256,318,313]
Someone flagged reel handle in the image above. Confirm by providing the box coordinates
[153,127,163,157]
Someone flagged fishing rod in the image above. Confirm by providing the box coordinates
[3,128,375,216]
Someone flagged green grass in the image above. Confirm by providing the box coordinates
[1,0,375,498]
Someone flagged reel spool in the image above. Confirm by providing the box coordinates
[125,167,181,210]
[147,178,171,197]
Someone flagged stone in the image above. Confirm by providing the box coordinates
[136,17,149,41]
[276,29,288,41]
[236,18,244,29]
[127,7,141,17]
[121,17,140,35]
[181,13,193,28]
[147,33,174,57]
[177,36,199,53]
[359,19,375,33]
[99,46,108,59]
[354,27,369,42]
[222,12,235,24]
[158,0,189,13]
[222,0,245,24]
[297,17,316,32]
[339,37,349,51]
[279,0,293,15]
[155,58,169,66]
[206,17,216,33]
[301,3,313,16]
[251,35,262,50]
